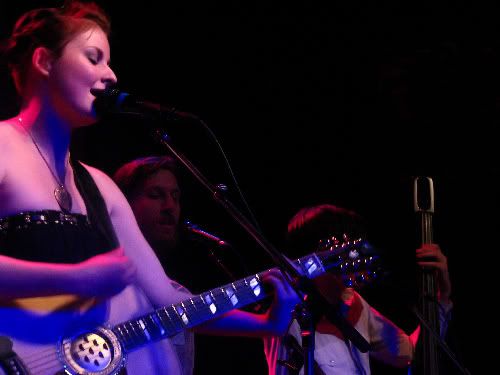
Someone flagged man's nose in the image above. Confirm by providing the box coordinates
[161,195,177,210]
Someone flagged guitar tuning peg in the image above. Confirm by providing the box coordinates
[348,249,360,259]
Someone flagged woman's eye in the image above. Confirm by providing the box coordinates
[88,57,98,65]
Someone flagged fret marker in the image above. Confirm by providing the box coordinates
[249,277,261,297]
[153,313,166,335]
[204,294,217,314]
[175,304,190,325]
[138,319,151,341]
[225,286,238,306]
[305,257,318,277]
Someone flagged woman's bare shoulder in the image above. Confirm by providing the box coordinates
[0,118,23,142]
[0,119,24,152]
[0,118,17,132]
[0,120,21,182]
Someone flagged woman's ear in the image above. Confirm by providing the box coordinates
[32,47,54,77]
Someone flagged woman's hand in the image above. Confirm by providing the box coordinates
[73,247,137,298]
[261,268,302,336]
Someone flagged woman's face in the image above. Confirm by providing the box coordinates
[47,26,117,127]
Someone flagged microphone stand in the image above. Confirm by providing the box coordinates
[153,128,371,375]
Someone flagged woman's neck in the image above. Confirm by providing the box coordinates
[18,98,72,177]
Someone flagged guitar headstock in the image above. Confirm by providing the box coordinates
[300,235,382,289]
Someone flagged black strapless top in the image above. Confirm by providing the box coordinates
[0,210,113,263]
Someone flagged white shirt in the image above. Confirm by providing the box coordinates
[263,289,414,375]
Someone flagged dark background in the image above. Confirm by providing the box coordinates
[1,1,497,373]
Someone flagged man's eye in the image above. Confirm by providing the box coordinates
[88,57,97,65]
[147,191,161,199]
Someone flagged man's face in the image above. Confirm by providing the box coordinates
[130,169,181,250]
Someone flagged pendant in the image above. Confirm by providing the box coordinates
[54,185,73,213]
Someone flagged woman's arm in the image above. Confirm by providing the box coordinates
[0,248,135,299]
[89,165,300,337]
[87,164,191,306]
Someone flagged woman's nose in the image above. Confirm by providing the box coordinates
[102,65,118,86]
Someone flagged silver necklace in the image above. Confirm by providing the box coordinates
[18,117,73,213]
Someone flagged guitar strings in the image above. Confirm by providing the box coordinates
[20,346,59,361]
[23,349,61,374]
[27,362,63,374]
[21,347,62,373]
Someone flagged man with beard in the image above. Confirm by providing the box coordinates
[112,156,247,289]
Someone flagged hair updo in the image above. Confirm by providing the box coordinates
[1,1,110,94]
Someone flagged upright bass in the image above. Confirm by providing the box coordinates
[412,176,440,375]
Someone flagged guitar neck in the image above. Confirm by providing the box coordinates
[112,241,374,352]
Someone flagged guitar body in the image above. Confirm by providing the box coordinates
[0,285,187,375]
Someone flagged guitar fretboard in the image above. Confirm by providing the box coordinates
[112,241,375,352]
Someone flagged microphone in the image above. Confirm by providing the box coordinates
[90,87,197,120]
[184,220,231,248]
